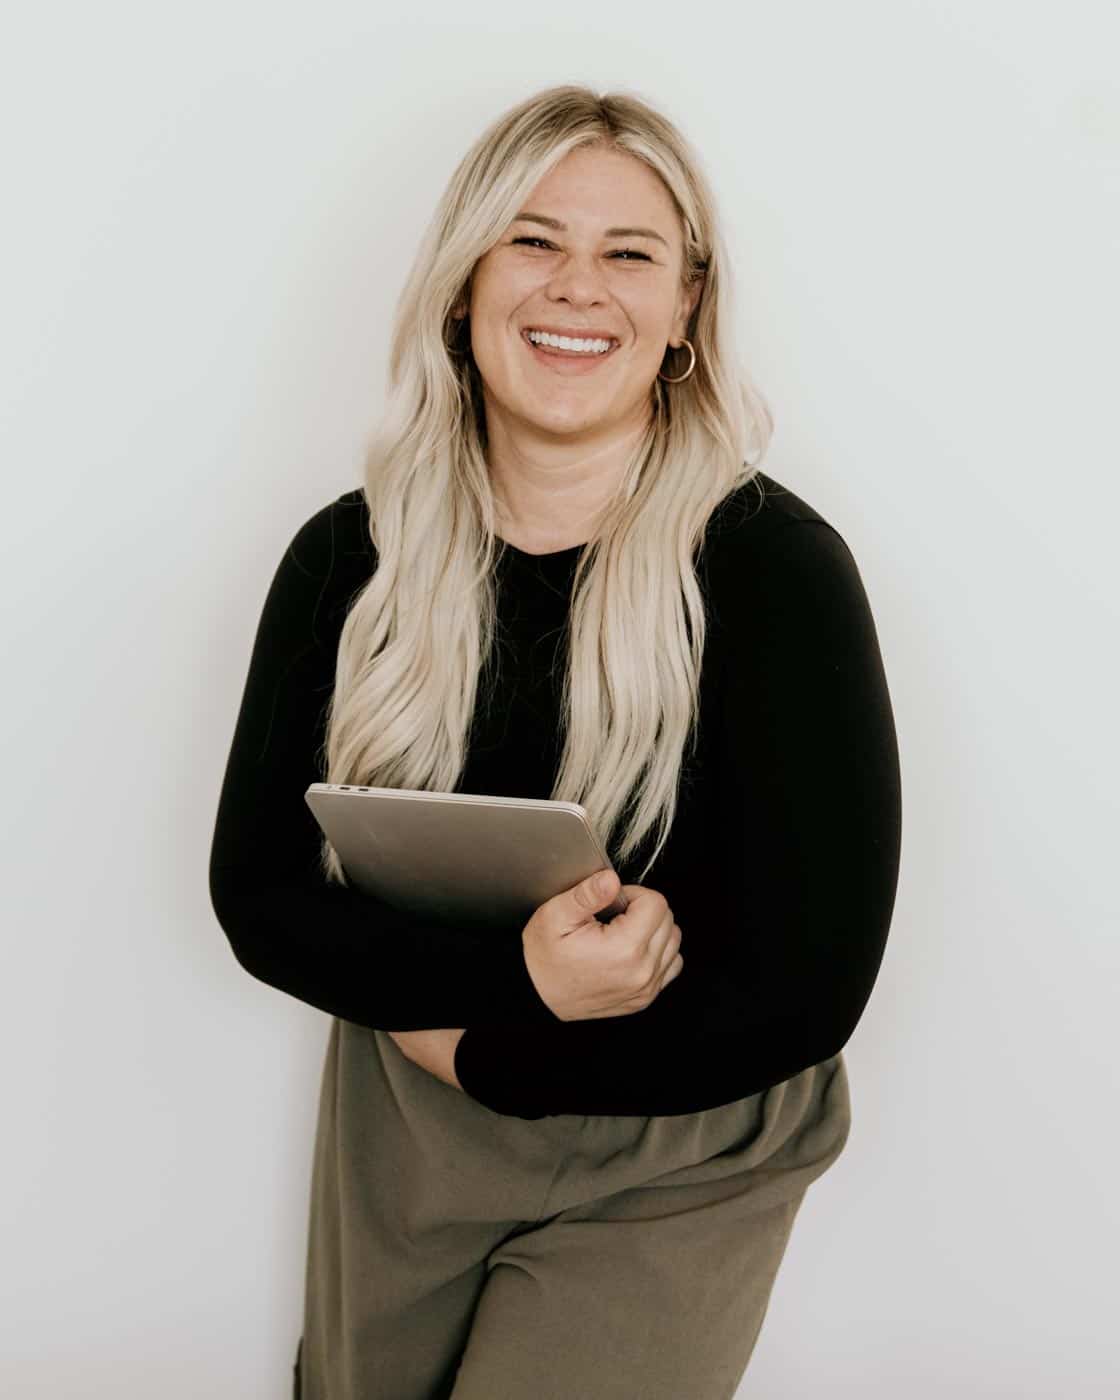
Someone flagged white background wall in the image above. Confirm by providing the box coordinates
[2,2,1117,1396]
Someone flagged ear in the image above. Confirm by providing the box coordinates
[671,275,704,346]
[451,280,473,322]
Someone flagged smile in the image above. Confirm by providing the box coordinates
[520,329,621,373]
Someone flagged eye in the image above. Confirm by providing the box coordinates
[511,236,652,262]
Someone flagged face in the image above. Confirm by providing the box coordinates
[458,144,702,443]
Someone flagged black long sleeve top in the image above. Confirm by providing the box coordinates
[208,471,902,1119]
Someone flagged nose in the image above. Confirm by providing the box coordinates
[543,250,609,307]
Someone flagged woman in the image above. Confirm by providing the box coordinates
[209,84,902,1400]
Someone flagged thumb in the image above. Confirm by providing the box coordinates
[582,868,618,911]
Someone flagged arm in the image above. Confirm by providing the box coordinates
[453,520,903,1117]
[386,1028,467,1090]
[207,496,564,1031]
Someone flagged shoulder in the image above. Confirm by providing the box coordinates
[287,475,856,587]
[702,470,871,632]
[705,469,861,574]
[274,487,375,645]
[286,486,374,578]
[706,468,842,548]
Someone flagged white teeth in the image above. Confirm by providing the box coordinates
[525,330,614,354]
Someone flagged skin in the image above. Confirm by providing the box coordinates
[384,1025,466,1092]
[454,140,703,550]
[388,143,703,1089]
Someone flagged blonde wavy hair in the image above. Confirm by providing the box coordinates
[318,83,774,888]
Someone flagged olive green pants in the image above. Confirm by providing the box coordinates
[294,1020,851,1400]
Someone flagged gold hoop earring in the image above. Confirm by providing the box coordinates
[657,338,696,384]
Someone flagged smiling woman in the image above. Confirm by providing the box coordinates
[457,143,704,488]
[208,82,900,1400]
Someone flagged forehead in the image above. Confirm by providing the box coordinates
[521,145,680,242]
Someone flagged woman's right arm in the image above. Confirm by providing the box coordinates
[207,495,563,1032]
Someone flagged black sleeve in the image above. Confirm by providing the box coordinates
[207,498,564,1030]
[453,520,903,1117]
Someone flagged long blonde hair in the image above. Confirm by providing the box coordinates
[318,83,773,887]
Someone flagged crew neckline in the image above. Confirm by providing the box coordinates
[497,537,588,563]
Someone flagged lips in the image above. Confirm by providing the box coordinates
[520,330,620,365]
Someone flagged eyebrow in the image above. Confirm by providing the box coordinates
[512,211,669,247]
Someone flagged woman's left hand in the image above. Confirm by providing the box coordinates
[385,1027,467,1091]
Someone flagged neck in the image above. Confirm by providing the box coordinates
[485,409,650,540]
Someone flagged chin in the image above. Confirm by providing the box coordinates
[523,407,608,436]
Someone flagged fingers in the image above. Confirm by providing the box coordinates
[654,921,683,989]
[635,911,681,1003]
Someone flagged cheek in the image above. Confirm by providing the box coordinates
[634,292,678,333]
[472,258,535,313]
